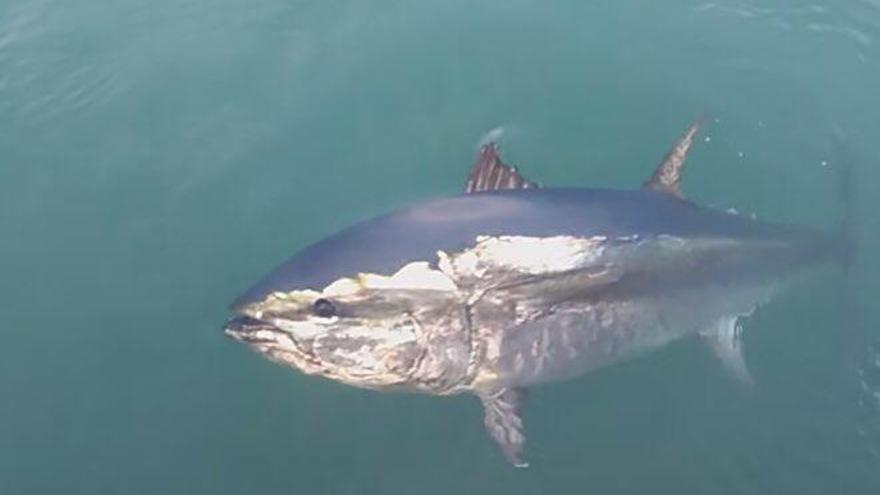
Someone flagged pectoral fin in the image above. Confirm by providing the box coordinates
[479,387,528,467]
[700,315,753,386]
[465,143,540,193]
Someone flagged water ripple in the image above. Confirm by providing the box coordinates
[858,341,880,461]
[696,1,879,60]
[0,2,129,128]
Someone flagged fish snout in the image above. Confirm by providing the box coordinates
[224,315,277,343]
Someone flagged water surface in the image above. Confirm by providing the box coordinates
[2,1,880,493]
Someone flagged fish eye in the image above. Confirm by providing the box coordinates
[312,298,337,317]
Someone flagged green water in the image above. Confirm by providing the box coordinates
[2,1,880,493]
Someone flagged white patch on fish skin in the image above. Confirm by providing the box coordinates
[439,247,481,277]
[323,278,362,296]
[323,261,458,296]
[336,325,417,347]
[484,332,501,361]
[441,235,607,280]
[272,318,331,339]
[366,262,457,291]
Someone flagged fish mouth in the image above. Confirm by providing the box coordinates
[225,314,333,377]
[224,315,285,344]
[224,315,322,361]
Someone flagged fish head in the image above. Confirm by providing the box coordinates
[225,262,467,392]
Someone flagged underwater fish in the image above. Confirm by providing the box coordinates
[225,120,842,466]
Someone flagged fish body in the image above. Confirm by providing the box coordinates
[233,187,823,309]
[226,122,839,466]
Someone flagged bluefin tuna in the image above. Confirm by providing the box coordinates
[225,120,842,466]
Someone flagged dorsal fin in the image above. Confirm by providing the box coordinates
[464,143,540,193]
[644,119,703,198]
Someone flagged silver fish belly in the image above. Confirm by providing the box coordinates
[445,234,779,392]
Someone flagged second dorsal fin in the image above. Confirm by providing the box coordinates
[464,143,540,193]
[644,119,703,198]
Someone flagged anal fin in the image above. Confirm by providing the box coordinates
[464,143,540,193]
[479,387,529,467]
[700,315,754,386]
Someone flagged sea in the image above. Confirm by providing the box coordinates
[2,1,879,493]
